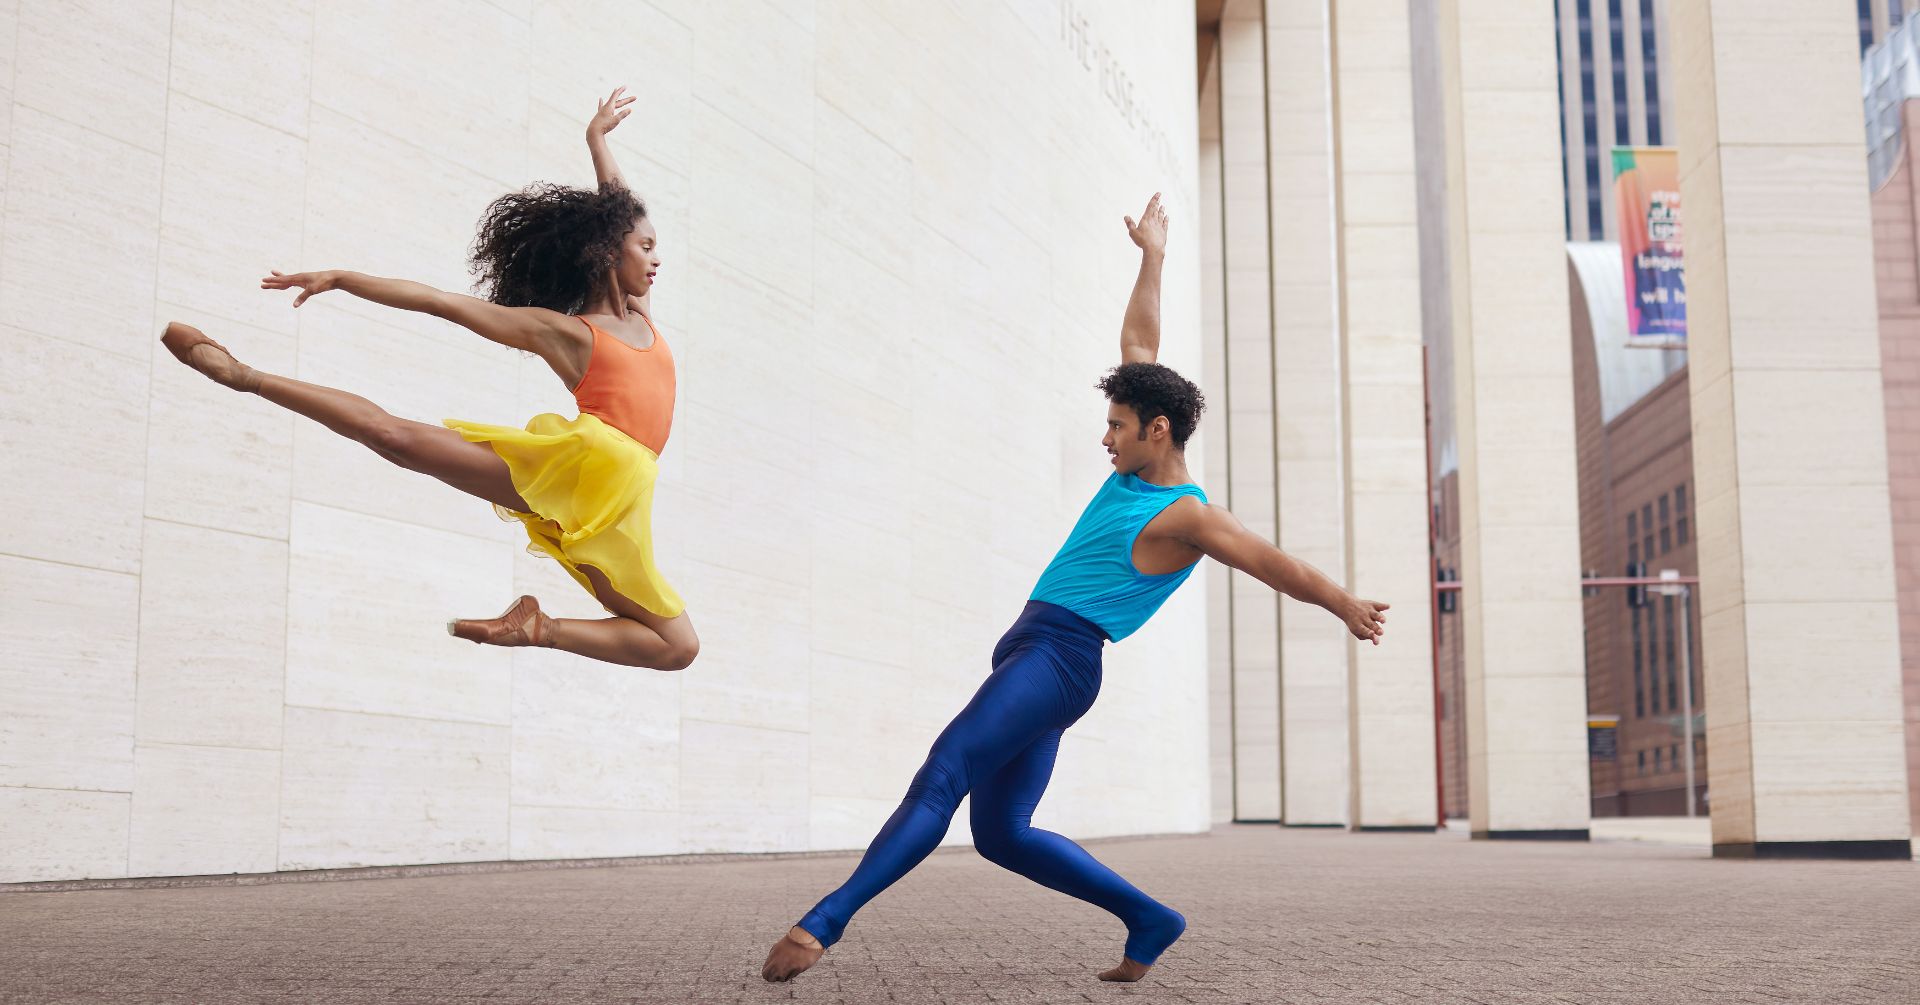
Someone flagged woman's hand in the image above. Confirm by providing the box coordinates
[589,85,634,139]
[261,269,344,307]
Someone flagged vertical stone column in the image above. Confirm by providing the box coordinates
[1199,41,1237,825]
[1670,1,1913,858]
[1436,0,1592,839]
[1329,0,1440,830]
[1219,0,1283,821]
[1267,0,1350,826]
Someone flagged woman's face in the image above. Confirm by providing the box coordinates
[615,216,661,296]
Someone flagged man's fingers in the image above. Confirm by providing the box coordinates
[1124,215,1135,230]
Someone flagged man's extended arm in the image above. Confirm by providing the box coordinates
[1178,501,1389,644]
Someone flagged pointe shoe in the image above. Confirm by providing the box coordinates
[447,595,555,648]
[160,322,260,392]
[760,927,825,982]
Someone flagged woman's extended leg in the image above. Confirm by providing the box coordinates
[167,321,701,671]
[162,322,529,512]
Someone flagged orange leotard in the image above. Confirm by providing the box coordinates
[570,314,675,455]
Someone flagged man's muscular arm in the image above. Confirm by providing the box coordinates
[1120,193,1169,365]
[1173,500,1389,644]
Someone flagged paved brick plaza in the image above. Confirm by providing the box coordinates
[2,825,1915,1004]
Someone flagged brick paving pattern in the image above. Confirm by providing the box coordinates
[2,825,1916,1004]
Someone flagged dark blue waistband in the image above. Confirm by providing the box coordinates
[1008,600,1108,648]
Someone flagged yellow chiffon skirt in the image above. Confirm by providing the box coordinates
[445,412,685,618]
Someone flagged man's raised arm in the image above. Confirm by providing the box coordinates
[1120,192,1169,365]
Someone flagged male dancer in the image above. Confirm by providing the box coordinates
[761,194,1389,984]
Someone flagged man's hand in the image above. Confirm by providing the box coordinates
[1338,596,1390,646]
[1125,192,1169,256]
[589,85,633,140]
[261,269,344,307]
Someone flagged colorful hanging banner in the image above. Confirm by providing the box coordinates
[1612,147,1686,348]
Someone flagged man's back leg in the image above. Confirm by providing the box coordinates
[969,729,1187,979]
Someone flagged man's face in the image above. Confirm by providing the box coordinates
[1103,402,1163,474]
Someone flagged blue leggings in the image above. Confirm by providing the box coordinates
[796,601,1187,965]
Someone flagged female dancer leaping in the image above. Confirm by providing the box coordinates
[160,87,699,670]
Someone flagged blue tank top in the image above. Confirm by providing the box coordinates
[1029,472,1209,642]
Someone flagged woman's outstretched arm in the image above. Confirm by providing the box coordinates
[261,269,584,359]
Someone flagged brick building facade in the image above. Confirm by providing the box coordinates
[1431,249,1704,819]
[1871,99,1920,837]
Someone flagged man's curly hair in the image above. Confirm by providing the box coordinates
[1098,362,1207,449]
[469,182,645,313]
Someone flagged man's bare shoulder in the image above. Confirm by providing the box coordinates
[1144,494,1216,540]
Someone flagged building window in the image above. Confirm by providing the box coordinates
[1660,526,1671,554]
[1671,743,1680,766]
[1675,484,1689,545]
[1664,593,1679,710]
[1642,502,1654,558]
[1654,746,1663,772]
[1658,494,1669,525]
[1862,0,1877,57]
[1608,0,1629,146]
[1638,749,1646,774]
[1640,0,1662,145]
[1577,0,1603,236]
[1627,513,1642,604]
[1631,603,1645,717]
[1647,596,1661,713]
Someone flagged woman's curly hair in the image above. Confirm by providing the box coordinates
[469,182,646,313]
[1098,362,1207,449]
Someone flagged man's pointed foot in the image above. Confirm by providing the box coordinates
[760,926,824,982]
[1097,956,1153,982]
